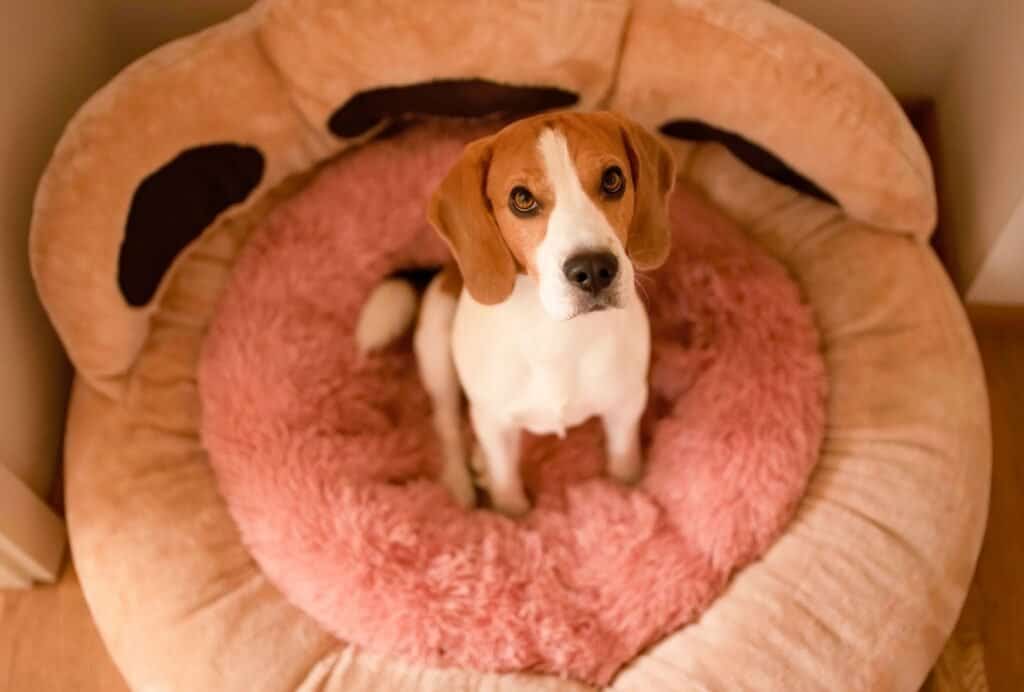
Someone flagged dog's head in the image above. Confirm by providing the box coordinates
[428,111,676,320]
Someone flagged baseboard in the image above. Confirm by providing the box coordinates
[0,463,66,588]
[0,552,33,588]
[966,303,1024,328]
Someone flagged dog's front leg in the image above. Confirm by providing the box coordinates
[470,406,528,516]
[602,386,648,484]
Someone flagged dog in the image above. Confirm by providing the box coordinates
[357,111,676,515]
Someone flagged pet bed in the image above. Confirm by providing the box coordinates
[30,1,990,690]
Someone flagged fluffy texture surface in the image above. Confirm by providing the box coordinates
[198,123,827,685]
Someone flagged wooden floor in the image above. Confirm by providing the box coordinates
[0,309,1021,692]
[0,562,128,691]
[965,308,1024,692]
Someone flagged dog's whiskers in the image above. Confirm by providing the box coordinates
[634,272,653,306]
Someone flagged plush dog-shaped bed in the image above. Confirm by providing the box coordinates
[30,1,989,690]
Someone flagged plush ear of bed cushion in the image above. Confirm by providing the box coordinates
[609,0,936,238]
[29,11,317,394]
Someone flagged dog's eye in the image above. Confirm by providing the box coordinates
[509,186,539,216]
[601,166,626,197]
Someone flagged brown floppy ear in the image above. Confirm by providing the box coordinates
[615,115,677,270]
[427,136,517,304]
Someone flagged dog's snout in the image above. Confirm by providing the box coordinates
[563,252,619,295]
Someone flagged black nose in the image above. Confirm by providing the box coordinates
[563,252,619,295]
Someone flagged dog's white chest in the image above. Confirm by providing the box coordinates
[511,354,610,437]
[452,276,650,435]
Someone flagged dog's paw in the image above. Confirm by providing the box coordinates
[609,448,644,485]
[469,445,489,485]
[470,444,529,516]
[491,488,531,517]
[441,462,476,509]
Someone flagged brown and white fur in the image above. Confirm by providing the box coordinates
[358,111,676,515]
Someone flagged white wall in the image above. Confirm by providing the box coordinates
[936,0,1024,302]
[969,200,1024,304]
[778,0,981,99]
[1,1,115,497]
[0,0,119,586]
[99,0,255,69]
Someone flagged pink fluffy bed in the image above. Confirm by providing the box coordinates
[198,122,827,685]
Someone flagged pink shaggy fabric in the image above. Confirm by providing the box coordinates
[198,122,827,685]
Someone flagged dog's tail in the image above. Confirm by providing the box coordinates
[355,277,421,354]
[355,267,448,354]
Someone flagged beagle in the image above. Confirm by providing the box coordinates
[363,111,676,515]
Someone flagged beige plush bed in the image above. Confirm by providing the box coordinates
[30,1,989,689]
